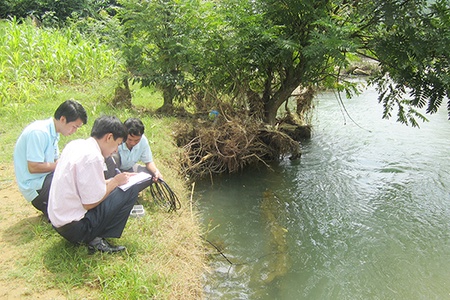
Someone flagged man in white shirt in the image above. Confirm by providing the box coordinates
[13,100,87,219]
[48,116,152,253]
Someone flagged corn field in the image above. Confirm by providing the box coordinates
[0,18,123,106]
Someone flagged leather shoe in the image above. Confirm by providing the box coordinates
[88,237,126,254]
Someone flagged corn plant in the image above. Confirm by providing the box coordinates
[0,18,124,108]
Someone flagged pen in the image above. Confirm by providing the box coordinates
[111,156,121,174]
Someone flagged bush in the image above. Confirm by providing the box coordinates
[0,0,116,25]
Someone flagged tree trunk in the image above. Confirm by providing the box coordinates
[263,83,300,125]
[260,62,306,125]
[157,85,176,114]
[112,77,132,108]
[163,88,174,107]
[264,103,279,126]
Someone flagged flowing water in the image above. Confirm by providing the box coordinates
[196,86,450,300]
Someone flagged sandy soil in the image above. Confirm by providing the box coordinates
[0,166,68,299]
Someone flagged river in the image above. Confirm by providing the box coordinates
[196,85,450,299]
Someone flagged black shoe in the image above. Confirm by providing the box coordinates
[88,238,126,254]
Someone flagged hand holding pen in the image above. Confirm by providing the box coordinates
[111,156,121,174]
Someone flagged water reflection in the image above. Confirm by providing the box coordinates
[198,86,450,299]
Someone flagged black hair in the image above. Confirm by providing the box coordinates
[123,118,145,136]
[54,100,88,124]
[90,115,128,141]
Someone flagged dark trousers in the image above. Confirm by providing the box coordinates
[104,154,122,179]
[55,181,151,244]
[31,172,53,217]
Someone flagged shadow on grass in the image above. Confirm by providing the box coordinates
[3,215,98,291]
[42,239,102,289]
[41,228,160,298]
[2,215,45,245]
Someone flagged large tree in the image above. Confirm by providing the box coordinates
[215,0,356,124]
[119,0,450,125]
[213,0,450,125]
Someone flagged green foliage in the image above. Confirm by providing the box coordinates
[118,0,204,106]
[66,9,124,49]
[0,18,123,107]
[1,0,116,26]
[366,0,450,125]
[118,0,368,123]
[211,0,363,122]
[117,0,449,126]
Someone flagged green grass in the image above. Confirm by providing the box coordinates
[1,82,204,299]
[4,210,167,299]
[0,19,205,299]
[36,218,165,299]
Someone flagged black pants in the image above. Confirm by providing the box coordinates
[104,154,121,179]
[54,181,151,244]
[31,172,53,217]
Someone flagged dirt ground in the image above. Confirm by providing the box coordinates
[0,165,69,299]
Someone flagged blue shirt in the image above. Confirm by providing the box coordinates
[118,134,153,170]
[13,118,59,202]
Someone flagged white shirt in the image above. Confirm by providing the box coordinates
[48,137,106,228]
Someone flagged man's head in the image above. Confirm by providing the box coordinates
[91,116,128,158]
[54,100,88,136]
[123,118,145,149]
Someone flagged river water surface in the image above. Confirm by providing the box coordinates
[196,86,450,299]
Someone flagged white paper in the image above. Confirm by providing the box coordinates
[118,172,152,191]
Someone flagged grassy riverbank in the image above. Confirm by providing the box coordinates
[0,19,206,299]
[0,79,206,299]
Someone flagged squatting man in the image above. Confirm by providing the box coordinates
[48,115,152,253]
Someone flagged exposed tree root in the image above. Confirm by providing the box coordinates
[175,113,302,180]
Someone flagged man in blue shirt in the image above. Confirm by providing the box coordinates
[13,100,87,219]
[105,118,162,181]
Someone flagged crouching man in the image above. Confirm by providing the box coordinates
[48,116,152,253]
